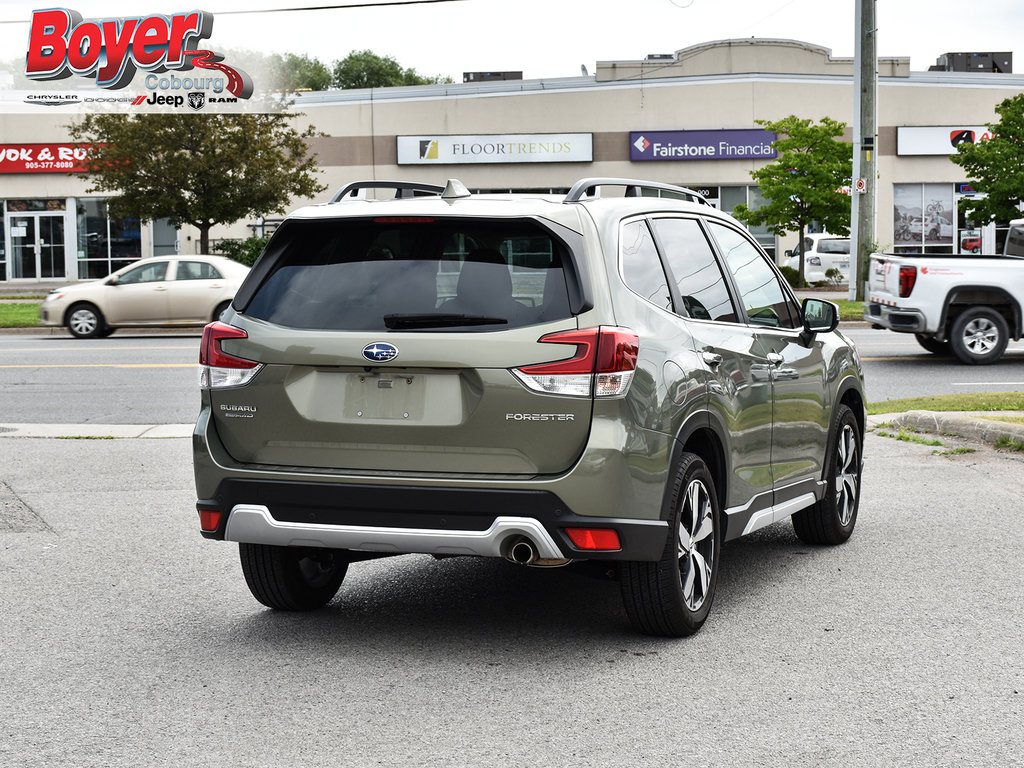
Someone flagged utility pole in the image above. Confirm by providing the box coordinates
[850,0,877,301]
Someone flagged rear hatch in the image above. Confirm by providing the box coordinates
[206,214,595,476]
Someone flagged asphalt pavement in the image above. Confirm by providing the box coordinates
[1,429,1021,767]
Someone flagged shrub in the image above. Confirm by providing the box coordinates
[213,235,270,267]
[779,265,804,289]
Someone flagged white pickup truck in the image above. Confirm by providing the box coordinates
[864,219,1024,364]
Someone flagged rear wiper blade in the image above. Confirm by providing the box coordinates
[383,313,509,329]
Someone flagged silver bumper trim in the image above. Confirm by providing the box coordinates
[224,504,565,559]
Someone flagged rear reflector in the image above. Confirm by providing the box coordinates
[565,528,622,551]
[198,507,222,533]
[199,322,263,389]
[512,326,638,398]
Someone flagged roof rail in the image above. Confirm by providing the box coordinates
[563,178,711,206]
[330,180,446,203]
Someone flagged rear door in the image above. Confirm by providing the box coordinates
[212,217,593,476]
[167,259,226,322]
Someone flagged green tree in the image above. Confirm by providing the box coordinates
[732,116,853,281]
[951,93,1024,225]
[66,113,326,253]
[273,52,333,91]
[331,49,451,89]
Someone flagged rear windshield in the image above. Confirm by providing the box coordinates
[817,238,850,254]
[243,218,574,331]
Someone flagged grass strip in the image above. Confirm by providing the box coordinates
[0,303,42,328]
[868,392,1024,415]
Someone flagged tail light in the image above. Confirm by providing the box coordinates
[199,322,263,389]
[898,266,917,298]
[512,326,639,398]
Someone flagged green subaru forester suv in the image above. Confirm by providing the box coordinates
[194,178,865,637]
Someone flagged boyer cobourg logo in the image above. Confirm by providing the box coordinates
[24,8,252,102]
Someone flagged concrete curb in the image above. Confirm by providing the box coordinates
[0,423,193,439]
[871,410,1024,447]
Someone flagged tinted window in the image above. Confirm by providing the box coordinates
[177,261,223,280]
[621,220,672,311]
[118,261,167,285]
[817,238,850,255]
[708,222,798,328]
[243,219,572,331]
[652,217,737,322]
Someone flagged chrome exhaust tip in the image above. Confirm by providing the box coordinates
[509,538,537,565]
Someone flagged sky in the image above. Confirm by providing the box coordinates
[2,0,1022,82]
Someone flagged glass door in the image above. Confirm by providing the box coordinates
[8,215,37,279]
[5,213,66,280]
[38,214,66,278]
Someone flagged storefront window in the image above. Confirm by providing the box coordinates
[894,183,955,254]
[720,185,776,261]
[76,200,141,279]
[6,199,66,212]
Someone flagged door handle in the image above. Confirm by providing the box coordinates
[701,350,723,367]
[153,286,168,291]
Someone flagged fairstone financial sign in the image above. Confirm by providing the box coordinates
[397,134,592,165]
[630,129,777,162]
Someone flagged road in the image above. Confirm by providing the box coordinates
[1,429,1021,767]
[1,326,1022,424]
[843,326,1024,401]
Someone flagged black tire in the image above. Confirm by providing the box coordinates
[239,543,348,610]
[793,404,861,545]
[97,326,116,338]
[66,303,105,339]
[949,307,1009,365]
[914,334,950,355]
[620,453,722,637]
[213,300,231,322]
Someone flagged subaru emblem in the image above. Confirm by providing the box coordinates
[362,342,399,363]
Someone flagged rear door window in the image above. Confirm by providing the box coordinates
[242,219,574,331]
[652,217,738,322]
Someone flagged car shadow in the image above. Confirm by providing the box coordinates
[214,521,830,652]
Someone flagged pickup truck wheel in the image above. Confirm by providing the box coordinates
[950,308,1009,365]
[793,405,861,545]
[620,453,721,637]
[239,543,348,610]
[914,334,950,355]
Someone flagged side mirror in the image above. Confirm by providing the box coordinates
[105,275,119,286]
[801,298,839,340]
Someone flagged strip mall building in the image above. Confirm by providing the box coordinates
[2,38,1022,284]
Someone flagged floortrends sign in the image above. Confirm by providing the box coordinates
[398,134,593,165]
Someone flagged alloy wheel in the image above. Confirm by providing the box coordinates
[835,424,859,527]
[961,317,999,356]
[677,478,715,612]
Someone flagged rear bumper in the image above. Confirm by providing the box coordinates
[864,302,926,332]
[197,478,669,561]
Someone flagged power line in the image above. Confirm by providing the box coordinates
[0,0,469,25]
